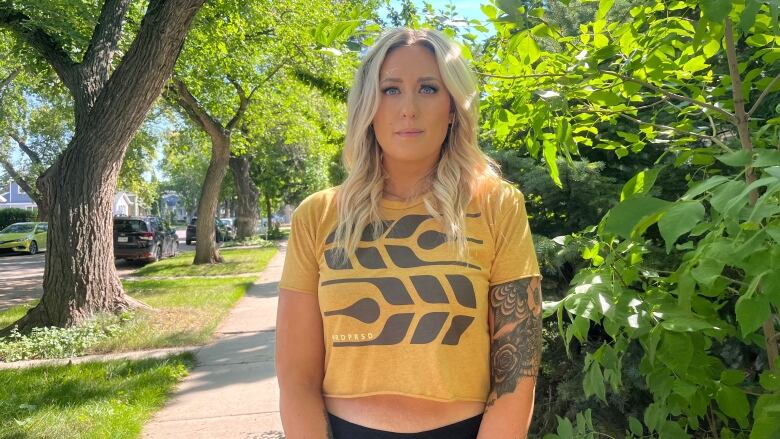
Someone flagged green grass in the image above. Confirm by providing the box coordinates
[132,247,277,277]
[0,302,37,330]
[90,277,255,352]
[0,354,194,438]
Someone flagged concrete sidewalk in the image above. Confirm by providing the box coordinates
[142,245,287,439]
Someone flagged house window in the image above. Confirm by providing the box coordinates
[17,185,24,195]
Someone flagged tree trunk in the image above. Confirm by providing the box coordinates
[0,0,205,336]
[193,135,230,264]
[230,154,259,240]
[265,193,273,239]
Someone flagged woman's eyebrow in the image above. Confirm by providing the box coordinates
[379,76,441,84]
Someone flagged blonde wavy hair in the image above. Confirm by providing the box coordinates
[335,27,501,259]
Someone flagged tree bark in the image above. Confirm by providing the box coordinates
[0,0,205,336]
[230,154,259,240]
[265,192,273,239]
[193,135,230,264]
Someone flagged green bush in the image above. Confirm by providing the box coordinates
[0,208,38,229]
[0,313,132,362]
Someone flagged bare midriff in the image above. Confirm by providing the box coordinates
[324,394,486,433]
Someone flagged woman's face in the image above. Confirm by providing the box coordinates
[372,44,454,167]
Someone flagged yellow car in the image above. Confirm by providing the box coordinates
[0,222,48,255]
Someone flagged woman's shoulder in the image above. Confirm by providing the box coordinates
[474,177,525,209]
[293,186,341,219]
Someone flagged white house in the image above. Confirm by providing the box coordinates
[114,192,131,216]
[113,191,149,217]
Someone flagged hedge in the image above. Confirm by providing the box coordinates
[0,208,38,229]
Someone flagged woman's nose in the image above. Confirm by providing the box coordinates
[400,95,417,119]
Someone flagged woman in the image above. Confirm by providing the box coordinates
[276,27,542,438]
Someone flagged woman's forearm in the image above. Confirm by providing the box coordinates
[279,387,332,439]
[476,378,536,439]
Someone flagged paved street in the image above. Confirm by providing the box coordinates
[0,229,197,311]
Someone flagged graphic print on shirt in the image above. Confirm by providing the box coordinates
[320,213,483,347]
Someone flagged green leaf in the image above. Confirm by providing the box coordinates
[735,293,771,337]
[691,258,725,287]
[710,180,746,213]
[602,196,671,239]
[556,416,574,439]
[681,175,730,200]
[583,362,606,401]
[644,403,666,433]
[759,371,780,391]
[754,149,780,167]
[628,416,644,437]
[597,0,615,20]
[661,315,716,332]
[741,0,762,33]
[658,332,693,373]
[621,168,661,201]
[682,55,708,73]
[752,394,780,439]
[716,385,750,422]
[589,90,622,106]
[543,140,562,188]
[721,369,745,386]
[518,33,541,63]
[716,149,752,167]
[702,39,720,58]
[658,201,706,253]
[480,4,497,19]
[701,0,733,24]
[672,379,698,399]
[659,420,689,439]
[571,315,590,342]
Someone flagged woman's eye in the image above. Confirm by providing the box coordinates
[382,87,400,95]
[421,85,437,94]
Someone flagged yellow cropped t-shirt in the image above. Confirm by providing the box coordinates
[279,181,541,403]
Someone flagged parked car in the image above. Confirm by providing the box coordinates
[185,216,228,245]
[0,222,47,255]
[113,216,178,263]
[219,217,237,241]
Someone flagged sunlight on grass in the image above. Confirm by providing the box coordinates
[0,354,194,438]
[0,301,38,329]
[132,247,277,277]
[90,277,254,352]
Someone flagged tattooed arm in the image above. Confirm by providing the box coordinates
[477,276,543,439]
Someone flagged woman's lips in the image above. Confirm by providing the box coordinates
[396,130,424,138]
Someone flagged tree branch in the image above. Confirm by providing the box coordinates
[81,0,133,92]
[600,70,737,123]
[0,67,20,96]
[0,156,37,200]
[747,71,780,117]
[224,62,285,131]
[225,76,249,132]
[0,5,80,98]
[9,133,42,164]
[617,112,733,153]
[170,77,226,140]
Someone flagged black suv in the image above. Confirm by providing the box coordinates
[185,216,228,245]
[113,216,178,263]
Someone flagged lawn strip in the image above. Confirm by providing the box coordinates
[0,354,194,439]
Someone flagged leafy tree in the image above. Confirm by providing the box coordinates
[0,0,206,335]
[473,0,780,436]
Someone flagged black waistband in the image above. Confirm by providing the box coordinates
[327,412,483,439]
